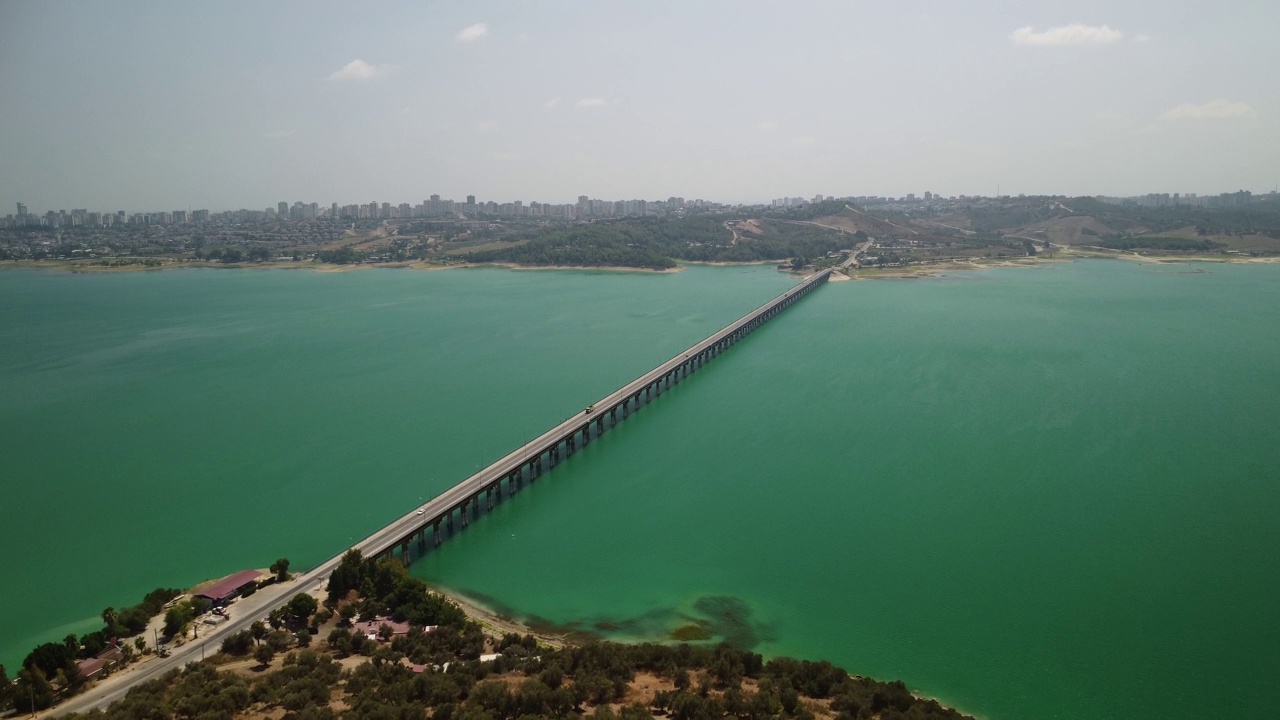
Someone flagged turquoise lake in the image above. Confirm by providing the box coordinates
[1,260,1277,718]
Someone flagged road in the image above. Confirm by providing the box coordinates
[840,239,875,268]
[844,204,919,235]
[48,268,831,717]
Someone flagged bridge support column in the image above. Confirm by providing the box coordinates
[461,501,470,527]
[434,521,442,545]
[488,487,495,510]
[596,417,603,434]
[401,539,411,565]
[446,512,454,532]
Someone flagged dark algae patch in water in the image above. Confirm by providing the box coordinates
[690,595,778,650]
[487,594,776,649]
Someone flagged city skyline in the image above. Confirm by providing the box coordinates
[10,183,1273,230]
[3,1,1278,210]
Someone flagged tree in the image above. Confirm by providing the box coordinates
[326,550,365,605]
[0,664,11,710]
[22,642,75,679]
[115,606,150,634]
[265,630,293,653]
[270,558,291,582]
[101,607,117,633]
[12,668,53,713]
[221,631,254,656]
[251,621,268,646]
[163,604,194,638]
[254,644,275,667]
[285,593,318,627]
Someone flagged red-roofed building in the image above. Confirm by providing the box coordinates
[196,570,262,605]
[75,645,125,681]
[75,657,107,681]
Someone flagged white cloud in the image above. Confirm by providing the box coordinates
[476,120,500,132]
[543,97,561,109]
[1159,99,1255,121]
[487,151,521,161]
[791,136,815,148]
[265,129,295,139]
[1010,24,1124,46]
[576,97,607,108]
[327,59,393,81]
[456,23,488,42]
[756,121,778,131]
[1133,34,1150,43]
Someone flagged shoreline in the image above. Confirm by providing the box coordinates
[4,250,1277,278]
[29,570,977,720]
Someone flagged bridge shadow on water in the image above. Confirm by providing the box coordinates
[390,372,693,566]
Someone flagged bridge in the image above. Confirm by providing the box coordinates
[364,267,834,564]
[49,267,832,717]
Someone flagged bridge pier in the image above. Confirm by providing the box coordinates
[434,521,442,545]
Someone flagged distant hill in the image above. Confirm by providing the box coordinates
[455,216,855,269]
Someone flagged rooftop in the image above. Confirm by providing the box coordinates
[195,570,262,601]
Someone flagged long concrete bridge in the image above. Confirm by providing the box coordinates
[366,267,834,564]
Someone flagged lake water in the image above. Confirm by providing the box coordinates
[2,261,1277,719]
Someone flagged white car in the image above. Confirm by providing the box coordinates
[416,508,425,515]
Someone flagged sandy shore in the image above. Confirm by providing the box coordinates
[429,586,570,648]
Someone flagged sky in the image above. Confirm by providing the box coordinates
[1,0,1277,212]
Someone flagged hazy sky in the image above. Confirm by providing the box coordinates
[2,0,1277,211]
